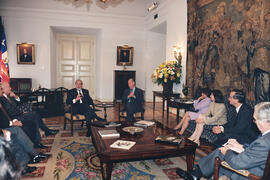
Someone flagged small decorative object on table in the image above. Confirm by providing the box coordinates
[110,140,136,150]
[182,83,189,97]
[151,60,182,94]
[155,135,182,145]
[122,126,144,135]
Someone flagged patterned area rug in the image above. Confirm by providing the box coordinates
[22,122,208,180]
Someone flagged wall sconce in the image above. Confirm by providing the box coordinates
[173,46,182,63]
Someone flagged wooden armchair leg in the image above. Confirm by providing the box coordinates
[64,118,67,130]
[81,121,84,127]
[71,121,74,135]
[214,157,222,180]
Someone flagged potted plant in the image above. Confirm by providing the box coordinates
[151,60,182,94]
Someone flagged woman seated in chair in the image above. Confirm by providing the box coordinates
[174,88,211,135]
[188,89,227,145]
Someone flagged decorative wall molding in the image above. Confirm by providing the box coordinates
[0,7,145,28]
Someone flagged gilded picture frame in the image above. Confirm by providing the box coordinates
[117,45,134,66]
[17,43,35,64]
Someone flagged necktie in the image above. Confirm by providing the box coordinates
[6,96,16,106]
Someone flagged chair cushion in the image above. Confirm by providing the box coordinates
[64,113,85,120]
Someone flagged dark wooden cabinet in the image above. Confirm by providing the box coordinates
[10,78,32,92]
[114,70,136,101]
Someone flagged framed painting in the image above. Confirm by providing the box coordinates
[117,45,134,66]
[17,43,35,64]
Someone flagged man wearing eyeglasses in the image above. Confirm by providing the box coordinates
[212,89,259,147]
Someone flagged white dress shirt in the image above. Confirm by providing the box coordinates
[72,89,83,104]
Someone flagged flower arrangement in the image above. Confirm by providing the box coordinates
[151,60,182,86]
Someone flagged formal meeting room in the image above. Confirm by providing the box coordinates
[0,0,269,179]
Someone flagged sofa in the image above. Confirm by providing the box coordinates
[185,95,256,144]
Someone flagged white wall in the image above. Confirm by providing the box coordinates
[0,0,187,101]
[146,0,187,94]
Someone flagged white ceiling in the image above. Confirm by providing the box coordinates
[0,0,165,17]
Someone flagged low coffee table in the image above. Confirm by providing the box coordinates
[91,123,197,180]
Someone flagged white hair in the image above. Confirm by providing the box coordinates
[254,102,270,123]
[0,137,21,179]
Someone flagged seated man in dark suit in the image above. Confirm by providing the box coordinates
[212,89,259,147]
[122,78,144,121]
[1,82,58,149]
[66,79,104,137]
[176,102,270,180]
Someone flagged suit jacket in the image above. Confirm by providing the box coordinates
[122,87,144,112]
[0,97,22,120]
[0,108,10,129]
[204,102,227,125]
[66,88,94,107]
[224,132,270,179]
[222,103,258,144]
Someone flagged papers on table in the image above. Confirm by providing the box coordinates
[104,122,121,128]
[134,120,155,128]
[110,140,136,150]
[98,129,120,139]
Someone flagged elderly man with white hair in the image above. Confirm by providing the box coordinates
[176,102,270,180]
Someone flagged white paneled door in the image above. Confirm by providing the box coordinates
[56,34,96,98]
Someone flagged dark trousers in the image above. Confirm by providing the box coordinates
[125,102,141,121]
[6,127,37,167]
[72,104,96,128]
[18,111,48,144]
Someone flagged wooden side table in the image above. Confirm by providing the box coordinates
[152,91,180,119]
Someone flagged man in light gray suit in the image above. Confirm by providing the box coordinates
[176,102,270,180]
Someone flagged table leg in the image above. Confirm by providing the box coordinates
[101,162,113,180]
[166,98,169,124]
[104,107,107,120]
[153,94,156,118]
[176,108,180,124]
[186,154,195,172]
[162,97,165,117]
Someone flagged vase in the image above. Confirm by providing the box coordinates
[182,86,188,97]
[163,82,173,94]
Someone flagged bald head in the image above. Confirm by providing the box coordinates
[0,83,3,97]
[1,82,11,95]
[75,79,83,90]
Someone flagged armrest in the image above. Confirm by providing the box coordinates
[213,157,260,180]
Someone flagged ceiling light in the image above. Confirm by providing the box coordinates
[147,2,158,12]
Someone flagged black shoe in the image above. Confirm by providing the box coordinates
[176,168,196,180]
[45,129,59,136]
[37,152,52,159]
[22,166,37,175]
[86,129,91,137]
[34,143,48,149]
[96,116,106,122]
[29,153,51,164]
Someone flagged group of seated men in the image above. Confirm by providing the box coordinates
[0,82,59,175]
[67,78,144,137]
[0,78,143,176]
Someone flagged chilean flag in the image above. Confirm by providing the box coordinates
[0,16,9,83]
